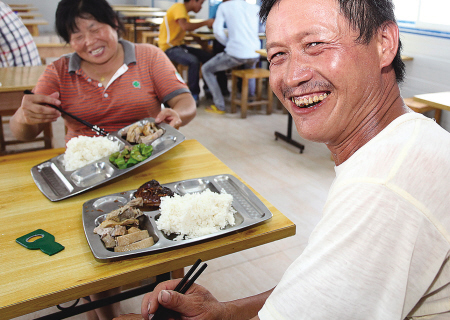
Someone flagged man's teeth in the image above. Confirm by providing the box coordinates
[292,93,328,107]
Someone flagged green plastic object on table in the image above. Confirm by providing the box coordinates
[16,229,65,256]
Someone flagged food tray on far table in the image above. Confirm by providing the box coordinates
[82,174,273,261]
[31,118,185,202]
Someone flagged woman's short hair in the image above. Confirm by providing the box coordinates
[55,0,125,43]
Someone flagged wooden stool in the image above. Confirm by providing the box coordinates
[404,98,441,124]
[231,68,273,118]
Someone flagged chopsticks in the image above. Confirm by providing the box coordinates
[152,259,207,320]
[23,90,109,136]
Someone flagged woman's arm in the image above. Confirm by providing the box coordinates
[10,91,61,141]
[156,92,196,129]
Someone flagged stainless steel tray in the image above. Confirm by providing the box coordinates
[82,174,273,261]
[31,118,185,201]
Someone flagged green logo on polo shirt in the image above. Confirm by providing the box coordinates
[132,81,141,88]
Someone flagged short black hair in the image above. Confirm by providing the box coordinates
[55,0,125,43]
[260,0,405,82]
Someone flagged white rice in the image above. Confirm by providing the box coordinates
[156,189,236,240]
[64,135,121,171]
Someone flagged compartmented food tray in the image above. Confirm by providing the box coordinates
[31,118,185,201]
[82,174,273,261]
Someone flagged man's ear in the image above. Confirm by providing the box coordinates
[378,21,400,69]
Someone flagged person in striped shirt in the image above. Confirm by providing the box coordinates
[10,0,196,145]
[0,1,42,67]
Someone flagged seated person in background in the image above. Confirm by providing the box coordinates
[10,0,196,145]
[201,0,261,114]
[158,0,214,102]
[117,0,450,319]
[0,1,42,67]
[208,0,230,98]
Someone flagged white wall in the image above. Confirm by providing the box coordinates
[399,32,450,131]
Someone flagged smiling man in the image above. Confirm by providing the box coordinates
[130,0,450,319]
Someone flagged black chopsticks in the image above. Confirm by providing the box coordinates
[152,259,207,320]
[23,90,109,136]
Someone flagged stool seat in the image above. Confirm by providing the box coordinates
[404,97,441,124]
[231,68,273,118]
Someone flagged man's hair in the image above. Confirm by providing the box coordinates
[259,0,405,82]
[55,0,125,43]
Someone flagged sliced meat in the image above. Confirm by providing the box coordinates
[139,129,164,144]
[106,197,143,222]
[101,233,116,249]
[126,123,139,143]
[134,180,174,206]
[116,229,150,247]
[114,237,154,252]
[111,225,127,237]
[93,226,114,236]
[98,218,139,229]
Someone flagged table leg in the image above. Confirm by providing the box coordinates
[274,114,305,153]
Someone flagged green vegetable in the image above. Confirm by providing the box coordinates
[109,144,153,169]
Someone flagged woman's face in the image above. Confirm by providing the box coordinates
[69,17,119,65]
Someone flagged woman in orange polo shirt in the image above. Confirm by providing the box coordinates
[10,0,196,144]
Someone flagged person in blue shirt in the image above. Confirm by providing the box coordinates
[201,0,262,114]
[208,0,230,99]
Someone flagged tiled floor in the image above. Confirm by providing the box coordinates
[10,93,336,319]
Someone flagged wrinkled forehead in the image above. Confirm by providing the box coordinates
[265,0,344,41]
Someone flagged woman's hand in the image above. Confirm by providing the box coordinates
[141,279,227,320]
[155,108,183,129]
[19,91,62,125]
[10,91,62,141]
[163,93,196,128]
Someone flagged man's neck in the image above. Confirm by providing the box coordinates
[328,79,411,166]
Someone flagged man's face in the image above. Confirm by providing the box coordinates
[192,0,205,13]
[266,0,384,146]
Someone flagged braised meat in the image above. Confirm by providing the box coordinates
[134,179,174,206]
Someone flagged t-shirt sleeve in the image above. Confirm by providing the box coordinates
[147,45,190,103]
[34,62,61,96]
[172,4,188,22]
[259,182,446,320]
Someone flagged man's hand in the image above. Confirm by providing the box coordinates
[141,279,226,320]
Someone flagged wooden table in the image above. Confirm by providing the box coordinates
[0,65,46,114]
[36,43,74,64]
[8,6,38,12]
[17,11,42,18]
[120,10,166,18]
[112,5,163,12]
[413,91,450,112]
[0,139,295,319]
[21,18,48,36]
[120,11,167,42]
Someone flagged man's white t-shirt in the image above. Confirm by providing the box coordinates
[259,113,450,319]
